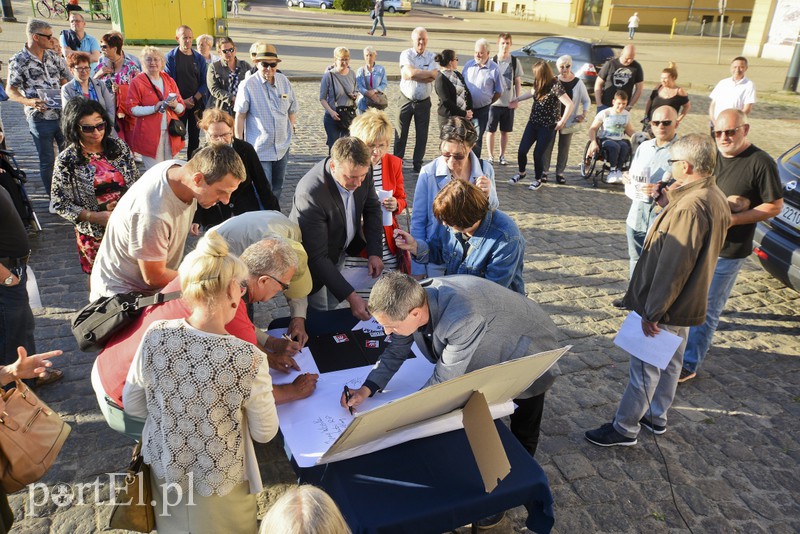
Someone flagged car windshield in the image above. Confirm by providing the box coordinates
[592,46,621,65]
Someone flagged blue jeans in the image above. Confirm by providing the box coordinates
[683,257,746,373]
[629,27,636,39]
[26,117,65,196]
[602,138,630,169]
[517,123,555,180]
[614,324,689,438]
[0,267,36,368]
[260,153,288,205]
[626,225,647,279]
[323,112,349,153]
[370,14,386,34]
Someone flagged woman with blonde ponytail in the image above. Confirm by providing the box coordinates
[123,230,279,534]
[643,61,691,125]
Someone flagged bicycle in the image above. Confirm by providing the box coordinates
[35,0,67,19]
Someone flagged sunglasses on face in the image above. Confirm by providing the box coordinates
[79,122,106,133]
[558,64,571,69]
[667,159,684,166]
[265,273,290,291]
[35,33,54,40]
[259,61,278,69]
[441,152,467,161]
[650,120,673,127]
[221,48,235,54]
[100,44,109,50]
[713,126,742,138]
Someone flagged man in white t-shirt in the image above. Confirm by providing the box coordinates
[708,56,756,129]
[486,32,522,166]
[89,145,246,301]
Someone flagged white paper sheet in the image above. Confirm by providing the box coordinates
[613,311,683,370]
[377,188,394,226]
[26,266,42,310]
[340,266,378,293]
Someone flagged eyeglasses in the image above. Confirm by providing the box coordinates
[74,66,91,72]
[221,48,235,54]
[558,64,571,69]
[650,120,673,127]
[207,131,233,141]
[100,44,109,50]
[35,33,54,40]
[667,159,685,166]
[259,61,278,69]
[368,142,389,151]
[713,126,743,138]
[441,152,467,161]
[79,122,106,133]
[264,273,290,292]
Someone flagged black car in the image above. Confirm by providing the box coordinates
[752,143,800,292]
[510,37,622,95]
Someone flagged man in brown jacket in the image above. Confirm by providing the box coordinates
[586,133,731,446]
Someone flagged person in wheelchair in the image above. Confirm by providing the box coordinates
[587,90,635,184]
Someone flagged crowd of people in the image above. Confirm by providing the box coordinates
[0,13,784,533]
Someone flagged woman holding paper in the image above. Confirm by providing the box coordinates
[344,109,408,297]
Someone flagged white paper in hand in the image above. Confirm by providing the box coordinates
[376,188,394,226]
[613,311,683,370]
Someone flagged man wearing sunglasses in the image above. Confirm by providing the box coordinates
[6,19,70,212]
[234,43,298,205]
[680,109,782,383]
[620,106,679,282]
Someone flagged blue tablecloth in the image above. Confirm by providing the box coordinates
[295,420,554,534]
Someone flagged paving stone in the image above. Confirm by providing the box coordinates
[552,453,597,481]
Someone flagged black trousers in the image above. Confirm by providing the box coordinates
[181,106,202,159]
[394,95,431,170]
[471,105,491,159]
[509,392,546,457]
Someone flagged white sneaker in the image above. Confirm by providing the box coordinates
[487,156,495,164]
[606,169,622,184]
[48,199,56,214]
[528,179,543,191]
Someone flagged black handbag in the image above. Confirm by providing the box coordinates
[71,291,181,352]
[145,75,186,139]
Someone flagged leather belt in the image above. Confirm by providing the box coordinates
[0,253,30,269]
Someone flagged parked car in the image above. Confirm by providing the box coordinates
[384,0,412,12]
[287,0,334,8]
[752,143,800,292]
[510,37,622,95]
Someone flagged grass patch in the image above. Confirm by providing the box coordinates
[651,511,666,522]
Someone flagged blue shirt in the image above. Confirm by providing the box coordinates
[59,31,101,71]
[234,72,298,161]
[415,209,525,295]
[626,136,677,232]
[462,59,503,109]
[356,64,387,112]
[410,152,499,275]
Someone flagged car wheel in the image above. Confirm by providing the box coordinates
[298,1,304,6]
[320,2,327,7]
[388,6,396,12]
[287,0,294,5]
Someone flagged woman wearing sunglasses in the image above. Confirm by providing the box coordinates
[93,32,141,144]
[410,116,498,278]
[207,37,251,114]
[51,98,139,275]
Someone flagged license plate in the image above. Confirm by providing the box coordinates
[776,203,800,232]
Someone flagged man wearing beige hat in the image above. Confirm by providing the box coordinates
[211,210,313,348]
[234,42,298,204]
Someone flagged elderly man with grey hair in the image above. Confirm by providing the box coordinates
[7,19,70,207]
[462,37,503,158]
[586,133,731,447]
[343,272,560,460]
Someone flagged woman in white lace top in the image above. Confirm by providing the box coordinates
[123,231,278,533]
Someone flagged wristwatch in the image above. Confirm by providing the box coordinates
[3,275,14,286]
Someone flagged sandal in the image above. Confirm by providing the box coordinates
[556,175,566,184]
[34,368,64,387]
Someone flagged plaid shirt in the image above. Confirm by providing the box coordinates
[8,46,70,121]
[233,72,298,161]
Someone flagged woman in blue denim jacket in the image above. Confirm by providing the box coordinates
[410,117,499,278]
[356,46,387,113]
[397,180,524,294]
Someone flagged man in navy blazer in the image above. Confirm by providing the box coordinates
[290,137,384,319]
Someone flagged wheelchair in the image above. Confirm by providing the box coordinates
[579,137,633,188]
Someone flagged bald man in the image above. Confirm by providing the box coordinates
[594,45,644,111]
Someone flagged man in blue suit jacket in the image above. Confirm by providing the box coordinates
[290,137,384,320]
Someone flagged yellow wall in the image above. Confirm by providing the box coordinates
[743,0,776,57]
[113,0,227,45]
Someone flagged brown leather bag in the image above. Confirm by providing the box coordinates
[107,442,156,532]
[0,380,71,493]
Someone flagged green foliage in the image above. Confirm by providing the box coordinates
[334,0,373,12]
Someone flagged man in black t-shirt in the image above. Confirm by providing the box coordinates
[680,109,784,382]
[594,45,644,110]
[164,25,208,158]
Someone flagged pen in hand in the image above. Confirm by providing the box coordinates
[343,385,354,416]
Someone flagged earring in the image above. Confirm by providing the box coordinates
[231,301,237,309]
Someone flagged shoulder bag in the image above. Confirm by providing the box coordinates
[71,291,182,352]
[0,380,71,493]
[145,75,186,139]
[330,72,356,130]
[106,442,155,533]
